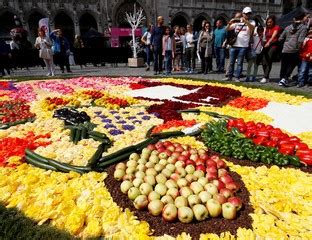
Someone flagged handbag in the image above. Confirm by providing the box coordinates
[39,48,52,60]
[227,23,246,46]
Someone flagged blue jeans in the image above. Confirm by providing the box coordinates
[298,60,312,85]
[145,45,151,66]
[228,47,248,78]
[215,47,225,71]
[164,50,172,74]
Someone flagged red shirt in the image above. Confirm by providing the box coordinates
[300,37,312,62]
[265,25,281,45]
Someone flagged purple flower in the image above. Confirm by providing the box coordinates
[109,129,124,135]
[114,116,121,120]
[101,119,112,123]
[94,111,102,115]
[99,115,107,118]
[127,116,136,120]
[137,112,144,115]
[117,120,127,124]
[122,111,130,114]
[142,115,151,120]
[132,120,142,124]
[104,124,116,128]
[122,125,135,131]
[109,110,118,114]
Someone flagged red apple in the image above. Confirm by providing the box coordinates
[216,159,227,169]
[226,182,240,192]
[167,145,175,152]
[155,142,164,149]
[162,203,178,222]
[206,171,218,181]
[195,158,205,166]
[206,159,217,168]
[163,141,172,148]
[178,155,187,162]
[206,166,218,174]
[190,153,199,161]
[218,169,228,177]
[196,164,206,172]
[172,151,181,159]
[189,148,198,154]
[210,155,220,161]
[213,193,227,204]
[164,149,172,157]
[220,175,234,185]
[227,197,243,211]
[175,146,184,152]
[170,173,180,181]
[185,159,196,166]
[173,143,181,148]
[147,144,156,151]
[222,202,237,219]
[181,151,191,158]
[212,179,225,191]
[220,188,233,198]
[199,153,210,161]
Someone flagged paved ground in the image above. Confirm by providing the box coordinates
[2,60,312,93]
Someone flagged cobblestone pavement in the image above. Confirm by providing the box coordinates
[3,60,312,93]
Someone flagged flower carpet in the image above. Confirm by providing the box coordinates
[0,76,311,239]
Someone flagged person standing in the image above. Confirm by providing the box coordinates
[185,24,196,73]
[173,26,183,71]
[278,14,307,87]
[162,26,176,75]
[260,16,281,83]
[180,27,187,71]
[73,35,85,69]
[197,22,213,74]
[50,29,72,73]
[214,19,227,73]
[141,24,153,71]
[297,29,312,87]
[224,7,255,81]
[35,28,55,76]
[151,16,165,75]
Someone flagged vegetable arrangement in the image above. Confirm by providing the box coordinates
[201,120,302,167]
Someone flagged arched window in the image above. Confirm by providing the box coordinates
[54,12,74,42]
[79,13,98,36]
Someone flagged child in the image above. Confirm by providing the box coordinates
[162,26,176,75]
[297,29,312,87]
[246,26,264,82]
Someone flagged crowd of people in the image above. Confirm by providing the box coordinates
[143,7,312,88]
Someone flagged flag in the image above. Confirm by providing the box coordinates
[39,18,50,35]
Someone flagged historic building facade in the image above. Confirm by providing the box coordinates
[0,0,310,43]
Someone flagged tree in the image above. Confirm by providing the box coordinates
[125,4,146,58]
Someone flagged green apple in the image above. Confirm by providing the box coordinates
[222,202,237,220]
[134,195,148,210]
[193,204,209,221]
[178,206,194,223]
[206,199,222,217]
[148,200,164,216]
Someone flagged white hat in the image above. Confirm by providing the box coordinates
[242,7,252,14]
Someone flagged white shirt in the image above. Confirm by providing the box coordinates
[251,30,263,54]
[35,36,52,50]
[232,20,256,48]
[143,32,151,45]
[185,32,195,48]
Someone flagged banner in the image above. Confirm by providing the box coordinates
[39,18,50,35]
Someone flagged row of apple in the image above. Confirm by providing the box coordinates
[113,141,243,223]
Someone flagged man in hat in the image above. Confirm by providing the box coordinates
[223,7,255,82]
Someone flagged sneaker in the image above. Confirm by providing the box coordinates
[233,77,240,82]
[46,73,51,76]
[296,83,305,88]
[222,77,232,81]
[185,69,189,73]
[279,78,288,87]
[189,69,194,74]
[51,73,55,77]
[260,78,268,83]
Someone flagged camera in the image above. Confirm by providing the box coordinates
[232,18,241,23]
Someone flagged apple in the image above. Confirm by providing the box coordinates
[138,158,147,165]
[148,200,164,216]
[190,182,204,195]
[206,171,218,181]
[127,160,137,168]
[204,183,218,195]
[218,168,228,177]
[181,150,191,158]
[163,141,172,148]
[164,149,172,157]
[210,155,220,161]
[149,155,159,164]
[227,197,243,211]
[155,142,164,149]
[148,191,161,201]
[226,182,240,192]
[178,155,188,162]
[190,153,199,161]
[145,162,155,169]
[206,159,217,168]
[189,148,198,155]
[123,174,134,181]
[179,186,193,198]
[220,175,234,185]
[193,204,209,221]
[125,167,136,175]
[135,171,145,179]
[170,173,180,181]
[206,165,217,174]
[136,163,146,172]
[134,195,148,210]
[146,168,157,177]
[172,151,181,159]
[151,150,159,155]
[222,202,237,220]
[199,153,210,161]
[167,156,177,164]
[197,148,207,155]
[185,160,196,167]
[220,188,233,199]
[175,161,185,168]
[139,182,153,195]
[115,162,126,171]
[193,170,205,179]
[165,179,178,189]
[129,153,140,161]
[175,146,184,152]
[147,144,157,151]
[161,195,174,205]
[114,169,125,181]
[155,174,167,184]
[128,187,140,200]
[177,178,188,188]
[162,168,172,178]
[174,196,188,208]
[142,147,152,156]
[213,193,227,204]
[212,179,226,191]
[216,159,227,169]
[167,187,180,199]
[178,206,194,223]
[185,174,197,183]
[155,183,168,196]
[159,159,168,166]
[185,165,195,174]
[175,167,187,177]
[159,152,168,159]
[166,163,176,172]
[154,163,165,172]
[133,178,144,188]
[196,164,206,172]
[167,145,175,152]
[187,194,201,207]
[162,203,178,222]
[144,175,156,186]
[206,199,222,217]
[198,177,208,187]
[181,144,189,150]
[120,180,133,194]
[195,159,205,166]
[157,147,166,153]
[198,191,212,203]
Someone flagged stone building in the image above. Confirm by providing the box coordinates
[0,0,310,43]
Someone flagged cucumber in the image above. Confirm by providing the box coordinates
[73,128,81,144]
[135,137,159,151]
[25,155,58,171]
[81,127,88,139]
[98,145,137,163]
[150,131,185,139]
[96,151,135,169]
[87,143,108,168]
[177,109,200,113]
[70,128,76,142]
[88,131,108,139]
[145,126,155,138]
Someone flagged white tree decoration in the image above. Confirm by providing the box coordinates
[125,3,146,58]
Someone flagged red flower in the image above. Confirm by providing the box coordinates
[228,96,269,111]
